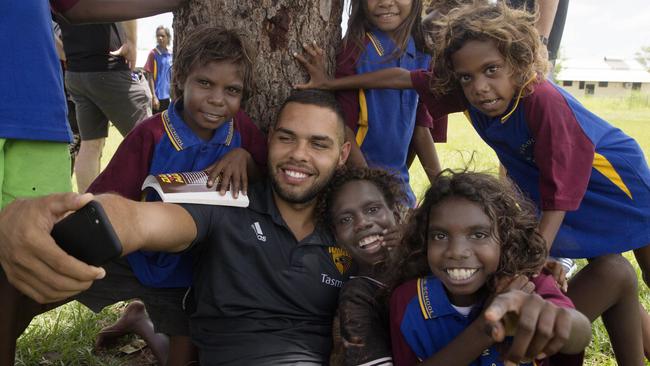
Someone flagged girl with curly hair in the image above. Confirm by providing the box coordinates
[320,167,405,366]
[388,171,594,365]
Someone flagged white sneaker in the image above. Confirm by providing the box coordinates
[554,257,578,278]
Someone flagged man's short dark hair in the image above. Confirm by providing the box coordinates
[274,89,346,143]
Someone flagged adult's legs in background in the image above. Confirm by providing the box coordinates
[75,137,105,193]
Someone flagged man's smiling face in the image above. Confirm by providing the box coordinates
[267,102,349,205]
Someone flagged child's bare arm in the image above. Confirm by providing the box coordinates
[146,73,159,111]
[205,148,259,197]
[293,43,414,91]
[484,290,591,363]
[412,126,441,183]
[539,210,566,251]
[539,210,569,290]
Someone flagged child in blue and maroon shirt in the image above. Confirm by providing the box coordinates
[144,25,173,113]
[332,0,444,206]
[389,172,590,366]
[86,26,266,365]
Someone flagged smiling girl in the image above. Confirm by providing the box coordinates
[388,171,592,365]
[331,0,444,206]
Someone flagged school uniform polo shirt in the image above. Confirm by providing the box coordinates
[182,183,353,365]
[335,30,436,206]
[88,101,267,288]
[412,69,650,258]
[144,46,172,100]
[390,273,582,366]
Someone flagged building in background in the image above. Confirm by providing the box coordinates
[556,57,650,97]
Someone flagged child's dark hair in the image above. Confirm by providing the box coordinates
[387,170,547,291]
[429,1,548,96]
[343,0,430,58]
[155,25,171,45]
[425,0,476,15]
[317,167,407,228]
[171,26,255,102]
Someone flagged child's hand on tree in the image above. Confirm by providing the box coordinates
[205,148,253,198]
[293,41,331,90]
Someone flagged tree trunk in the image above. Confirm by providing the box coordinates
[173,0,344,130]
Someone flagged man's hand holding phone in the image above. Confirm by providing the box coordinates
[0,193,106,303]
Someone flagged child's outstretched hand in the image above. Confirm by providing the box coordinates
[483,290,585,365]
[293,41,331,90]
[205,148,252,198]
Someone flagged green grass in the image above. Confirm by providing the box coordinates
[17,95,650,364]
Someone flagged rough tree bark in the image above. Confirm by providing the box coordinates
[173,0,344,130]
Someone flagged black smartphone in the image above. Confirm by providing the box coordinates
[51,200,123,266]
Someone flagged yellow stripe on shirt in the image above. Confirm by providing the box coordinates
[593,153,633,199]
[366,32,384,57]
[161,110,182,151]
[355,89,369,147]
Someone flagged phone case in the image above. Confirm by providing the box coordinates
[51,201,123,266]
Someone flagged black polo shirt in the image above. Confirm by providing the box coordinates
[58,21,129,72]
[182,183,353,365]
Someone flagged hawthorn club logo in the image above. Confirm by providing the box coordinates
[328,247,352,275]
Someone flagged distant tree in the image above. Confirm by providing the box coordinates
[636,46,650,71]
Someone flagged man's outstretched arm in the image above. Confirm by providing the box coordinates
[59,0,185,24]
[0,192,196,303]
[94,193,197,254]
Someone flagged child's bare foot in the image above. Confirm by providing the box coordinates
[95,301,169,363]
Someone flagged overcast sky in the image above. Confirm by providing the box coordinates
[138,1,650,63]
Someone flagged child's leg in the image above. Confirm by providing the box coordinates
[74,137,105,193]
[633,245,650,359]
[95,301,170,363]
[167,336,198,366]
[567,254,644,366]
[0,272,62,365]
[633,245,650,287]
[640,305,650,360]
[141,288,197,366]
